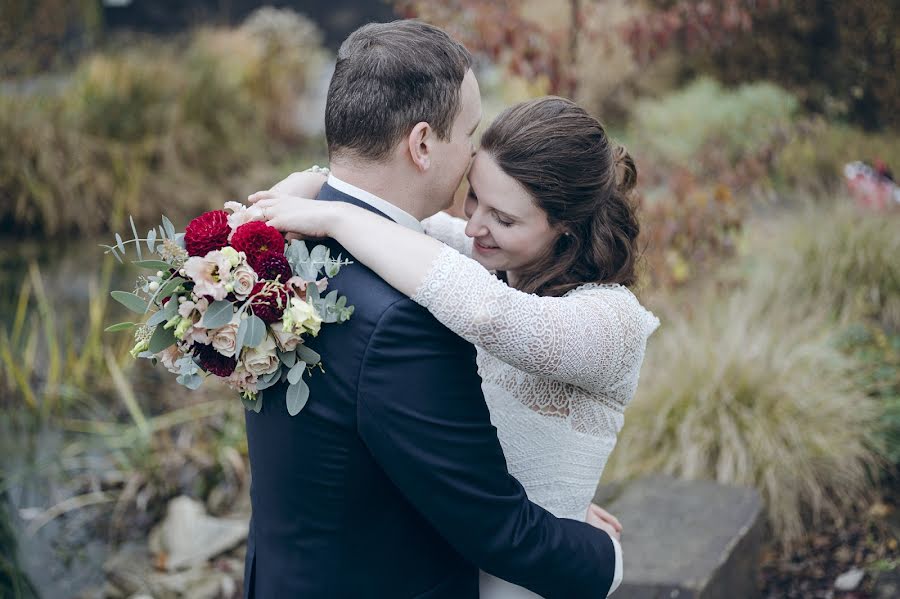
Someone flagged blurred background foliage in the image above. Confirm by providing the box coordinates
[0,1,898,596]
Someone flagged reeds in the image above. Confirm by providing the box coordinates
[608,202,894,546]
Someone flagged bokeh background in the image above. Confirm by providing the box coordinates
[1,1,897,597]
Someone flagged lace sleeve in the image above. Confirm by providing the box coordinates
[421,211,473,257]
[412,246,660,392]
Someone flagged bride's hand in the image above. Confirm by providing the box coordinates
[247,191,341,239]
[267,170,328,197]
[586,504,622,542]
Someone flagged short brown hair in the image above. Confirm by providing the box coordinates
[480,97,640,296]
[325,20,472,162]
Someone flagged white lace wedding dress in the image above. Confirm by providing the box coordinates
[417,213,660,598]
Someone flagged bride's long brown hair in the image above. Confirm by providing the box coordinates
[479,97,640,297]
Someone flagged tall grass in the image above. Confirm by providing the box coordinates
[0,258,132,414]
[607,202,892,546]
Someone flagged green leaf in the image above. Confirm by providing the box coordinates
[201,300,234,329]
[242,315,266,348]
[147,228,157,253]
[148,322,177,354]
[242,391,264,413]
[130,216,142,261]
[153,276,186,308]
[325,290,338,307]
[132,260,172,271]
[115,233,126,255]
[111,291,147,314]
[287,360,306,385]
[256,370,282,391]
[161,215,176,239]
[278,349,297,368]
[105,322,136,332]
[147,299,178,327]
[296,345,320,366]
[286,379,310,415]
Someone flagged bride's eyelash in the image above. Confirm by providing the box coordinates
[494,213,513,227]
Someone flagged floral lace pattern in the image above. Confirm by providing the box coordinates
[412,224,659,518]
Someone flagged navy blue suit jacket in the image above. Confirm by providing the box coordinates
[243,183,616,598]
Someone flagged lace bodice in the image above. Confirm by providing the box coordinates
[417,214,659,520]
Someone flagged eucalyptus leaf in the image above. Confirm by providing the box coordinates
[132,260,172,271]
[307,282,321,302]
[158,225,167,241]
[162,215,176,239]
[325,290,338,307]
[335,296,347,310]
[243,315,266,348]
[147,307,172,328]
[201,300,234,329]
[104,322,136,332]
[310,245,329,266]
[278,349,297,368]
[286,379,310,416]
[115,233,126,255]
[296,345,320,366]
[256,371,282,391]
[287,361,307,385]
[244,392,263,413]
[147,228,157,253]
[130,216,142,261]
[174,233,185,248]
[111,291,147,314]
[177,373,204,390]
[148,323,177,354]
[153,276,186,307]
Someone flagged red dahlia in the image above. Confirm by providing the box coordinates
[185,210,231,257]
[249,281,290,324]
[230,221,285,267]
[193,343,237,377]
[254,252,293,282]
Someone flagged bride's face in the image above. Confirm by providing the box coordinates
[463,151,559,277]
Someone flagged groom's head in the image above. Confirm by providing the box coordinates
[325,20,481,215]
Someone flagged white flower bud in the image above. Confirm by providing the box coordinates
[156,270,164,278]
[148,281,160,292]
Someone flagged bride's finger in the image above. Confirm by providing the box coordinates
[248,190,279,204]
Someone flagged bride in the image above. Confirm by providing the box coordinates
[252,96,659,598]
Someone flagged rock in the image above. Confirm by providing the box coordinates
[834,567,865,591]
[594,476,765,599]
[149,496,249,572]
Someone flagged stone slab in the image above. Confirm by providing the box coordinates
[594,476,764,599]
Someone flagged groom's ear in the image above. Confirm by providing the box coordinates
[407,122,432,172]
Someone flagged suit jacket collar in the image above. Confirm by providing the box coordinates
[323,175,424,233]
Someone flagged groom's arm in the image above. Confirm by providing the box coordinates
[356,298,619,599]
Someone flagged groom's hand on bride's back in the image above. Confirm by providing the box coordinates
[586,504,622,542]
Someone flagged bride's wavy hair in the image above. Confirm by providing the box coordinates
[479,97,640,297]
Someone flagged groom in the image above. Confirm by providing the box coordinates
[244,20,621,598]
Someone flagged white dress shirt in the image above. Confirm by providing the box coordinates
[326,174,424,233]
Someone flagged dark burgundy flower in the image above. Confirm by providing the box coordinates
[230,221,284,266]
[184,210,231,257]
[254,252,293,282]
[249,281,290,324]
[193,343,237,377]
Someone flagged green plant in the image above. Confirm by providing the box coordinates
[627,77,797,178]
[606,266,882,546]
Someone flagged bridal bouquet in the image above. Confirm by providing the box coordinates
[103,202,354,415]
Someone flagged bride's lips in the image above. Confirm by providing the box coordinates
[473,239,500,254]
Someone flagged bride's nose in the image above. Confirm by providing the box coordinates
[464,214,488,238]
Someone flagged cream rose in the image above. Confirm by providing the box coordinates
[211,315,241,358]
[242,333,280,378]
[271,321,303,352]
[230,262,257,300]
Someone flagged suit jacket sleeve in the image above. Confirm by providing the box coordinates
[356,298,616,599]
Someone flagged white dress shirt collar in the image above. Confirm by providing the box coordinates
[327,174,424,234]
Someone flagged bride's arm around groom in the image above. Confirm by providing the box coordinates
[355,288,619,598]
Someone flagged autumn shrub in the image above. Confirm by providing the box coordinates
[627,77,797,179]
[692,0,900,131]
[0,8,327,236]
